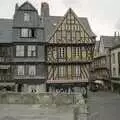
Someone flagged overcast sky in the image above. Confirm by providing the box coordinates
[0,0,120,39]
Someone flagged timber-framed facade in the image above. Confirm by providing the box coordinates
[46,9,96,96]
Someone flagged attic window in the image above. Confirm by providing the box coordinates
[24,13,30,21]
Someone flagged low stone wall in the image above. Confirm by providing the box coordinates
[0,92,78,105]
[0,92,88,120]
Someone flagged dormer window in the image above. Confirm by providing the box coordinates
[24,13,30,21]
[21,28,35,38]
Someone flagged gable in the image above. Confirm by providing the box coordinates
[48,8,94,43]
[99,38,104,54]
[19,2,37,11]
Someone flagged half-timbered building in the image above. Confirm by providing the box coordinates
[46,8,96,95]
[0,2,96,95]
[90,36,114,90]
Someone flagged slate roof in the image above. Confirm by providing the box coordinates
[101,36,115,48]
[0,19,13,43]
[44,15,96,41]
[110,36,120,49]
[0,9,96,43]
[18,1,37,11]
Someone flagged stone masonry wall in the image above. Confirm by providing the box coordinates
[0,92,78,105]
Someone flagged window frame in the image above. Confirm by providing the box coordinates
[20,28,36,38]
[28,65,36,76]
[58,47,65,59]
[112,53,115,64]
[24,13,30,22]
[17,65,25,76]
[16,45,24,57]
[28,45,36,57]
[118,52,120,75]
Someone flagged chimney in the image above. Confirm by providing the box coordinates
[15,3,19,12]
[114,31,119,41]
[41,2,49,17]
[13,3,19,18]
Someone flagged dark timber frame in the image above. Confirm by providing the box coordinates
[46,8,95,97]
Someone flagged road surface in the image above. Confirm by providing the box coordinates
[88,91,120,120]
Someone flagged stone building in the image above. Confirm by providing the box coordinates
[90,36,114,89]
[110,33,120,92]
[0,1,96,94]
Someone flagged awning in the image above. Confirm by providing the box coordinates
[94,80,104,85]
[47,79,88,84]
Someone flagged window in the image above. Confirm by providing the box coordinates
[59,66,65,77]
[112,53,115,64]
[67,31,71,41]
[113,67,116,76]
[29,65,36,76]
[76,66,81,77]
[76,31,80,41]
[28,45,36,56]
[21,28,35,38]
[17,65,24,75]
[24,13,30,21]
[16,45,24,56]
[76,47,81,56]
[58,47,65,58]
[118,52,120,75]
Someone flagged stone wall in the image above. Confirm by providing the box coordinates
[0,92,88,120]
[0,92,79,105]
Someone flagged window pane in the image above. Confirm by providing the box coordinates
[28,45,36,56]
[29,65,36,76]
[24,13,30,21]
[58,47,65,58]
[16,45,24,56]
[59,66,65,77]
[21,29,28,37]
[17,65,24,75]
[76,66,80,76]
[21,29,35,38]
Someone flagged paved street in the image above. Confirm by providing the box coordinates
[0,91,120,120]
[0,104,74,120]
[88,91,120,120]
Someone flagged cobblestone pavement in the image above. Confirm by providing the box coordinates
[0,104,74,120]
[88,91,120,120]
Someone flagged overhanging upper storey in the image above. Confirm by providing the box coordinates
[48,8,96,44]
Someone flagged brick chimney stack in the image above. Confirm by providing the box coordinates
[41,2,49,17]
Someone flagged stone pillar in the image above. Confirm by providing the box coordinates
[73,105,88,120]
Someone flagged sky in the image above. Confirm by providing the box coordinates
[0,0,120,39]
